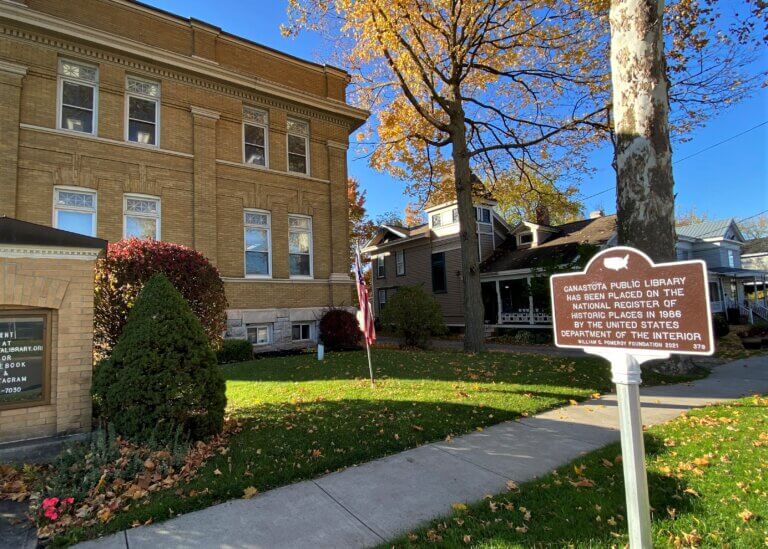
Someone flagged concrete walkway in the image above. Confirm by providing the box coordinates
[79,355,768,549]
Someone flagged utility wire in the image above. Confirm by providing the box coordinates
[580,120,768,201]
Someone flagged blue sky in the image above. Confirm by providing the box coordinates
[144,0,767,223]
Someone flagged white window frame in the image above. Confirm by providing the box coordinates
[57,59,99,135]
[396,249,405,276]
[286,118,310,175]
[288,214,314,279]
[451,208,459,224]
[432,212,442,228]
[243,106,269,168]
[244,209,272,279]
[246,324,271,346]
[727,249,735,268]
[53,186,97,236]
[125,75,161,147]
[123,193,161,240]
[518,232,533,245]
[291,322,313,341]
[378,288,387,309]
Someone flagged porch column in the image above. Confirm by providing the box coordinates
[495,280,502,325]
[527,276,534,325]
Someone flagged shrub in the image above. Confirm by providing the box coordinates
[94,238,227,357]
[380,285,446,348]
[217,339,254,364]
[92,274,226,443]
[712,314,729,338]
[319,308,362,350]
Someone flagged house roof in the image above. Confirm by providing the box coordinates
[0,217,107,250]
[481,215,616,273]
[742,237,768,255]
[676,219,737,240]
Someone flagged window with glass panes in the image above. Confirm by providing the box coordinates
[288,215,313,277]
[247,325,270,345]
[54,188,97,236]
[243,106,268,167]
[124,195,160,239]
[58,60,98,134]
[126,77,160,145]
[244,210,271,277]
[287,118,309,174]
[292,323,312,341]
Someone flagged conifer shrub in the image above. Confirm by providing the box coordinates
[319,308,362,350]
[94,238,227,357]
[216,339,254,364]
[712,314,729,338]
[92,274,226,442]
[380,285,447,348]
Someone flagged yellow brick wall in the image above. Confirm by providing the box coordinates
[0,256,97,444]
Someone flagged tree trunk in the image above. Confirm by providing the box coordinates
[450,113,485,353]
[610,0,695,375]
[610,0,676,264]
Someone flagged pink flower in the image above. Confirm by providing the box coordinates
[43,507,59,521]
[42,497,59,509]
[63,497,75,506]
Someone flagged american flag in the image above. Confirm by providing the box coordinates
[355,247,376,346]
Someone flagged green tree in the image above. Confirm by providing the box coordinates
[380,285,447,348]
[92,274,226,443]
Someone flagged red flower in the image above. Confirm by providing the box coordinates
[43,507,59,521]
[42,497,59,509]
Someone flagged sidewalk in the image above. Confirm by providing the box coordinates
[79,355,768,549]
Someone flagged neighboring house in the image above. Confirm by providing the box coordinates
[0,0,367,351]
[676,220,768,322]
[742,237,768,271]
[365,208,768,331]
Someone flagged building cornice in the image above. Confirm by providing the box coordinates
[0,58,26,75]
[190,106,221,120]
[222,276,353,285]
[0,245,102,260]
[0,1,369,129]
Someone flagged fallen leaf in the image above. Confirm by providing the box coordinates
[213,468,222,476]
[452,502,468,511]
[506,480,519,491]
[243,486,259,499]
[570,478,596,488]
[739,509,755,522]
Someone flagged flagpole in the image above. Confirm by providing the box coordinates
[366,340,375,387]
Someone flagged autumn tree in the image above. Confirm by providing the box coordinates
[285,0,609,352]
[404,203,425,226]
[348,177,376,266]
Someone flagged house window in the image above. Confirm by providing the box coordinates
[727,250,735,268]
[476,207,491,224]
[452,208,459,224]
[287,118,309,174]
[244,210,271,277]
[377,257,385,278]
[126,76,160,145]
[431,252,447,293]
[124,195,160,239]
[519,233,533,245]
[54,187,97,236]
[243,106,268,167]
[432,213,442,228]
[378,288,387,311]
[292,323,312,341]
[396,250,405,276]
[288,215,313,277]
[58,59,98,134]
[246,324,271,345]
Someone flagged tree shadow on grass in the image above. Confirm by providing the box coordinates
[221,348,611,390]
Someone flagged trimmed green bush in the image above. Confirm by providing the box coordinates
[92,274,226,443]
[380,285,446,348]
[217,339,254,364]
[712,314,729,338]
[319,308,362,350]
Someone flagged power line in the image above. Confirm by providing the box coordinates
[580,120,768,201]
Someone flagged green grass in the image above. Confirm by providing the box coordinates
[55,349,706,545]
[387,395,768,548]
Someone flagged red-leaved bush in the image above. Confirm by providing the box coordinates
[94,239,228,357]
[318,308,362,351]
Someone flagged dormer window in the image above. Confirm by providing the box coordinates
[519,232,533,245]
[475,207,491,224]
[432,213,442,228]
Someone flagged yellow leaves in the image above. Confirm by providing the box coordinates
[569,399,579,406]
[669,529,702,548]
[505,480,519,491]
[243,486,259,500]
[590,393,601,400]
[96,507,112,524]
[574,464,587,476]
[452,502,468,512]
[739,509,755,523]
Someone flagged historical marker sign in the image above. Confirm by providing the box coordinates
[0,312,49,408]
[551,247,714,356]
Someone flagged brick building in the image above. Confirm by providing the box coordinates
[0,0,368,351]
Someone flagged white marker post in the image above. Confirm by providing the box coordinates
[550,247,714,548]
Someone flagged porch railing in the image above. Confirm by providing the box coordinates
[752,302,768,322]
[500,309,552,325]
[740,304,754,325]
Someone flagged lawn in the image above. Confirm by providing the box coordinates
[388,394,768,548]
[53,348,704,544]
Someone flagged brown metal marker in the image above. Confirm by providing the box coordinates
[550,247,714,548]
